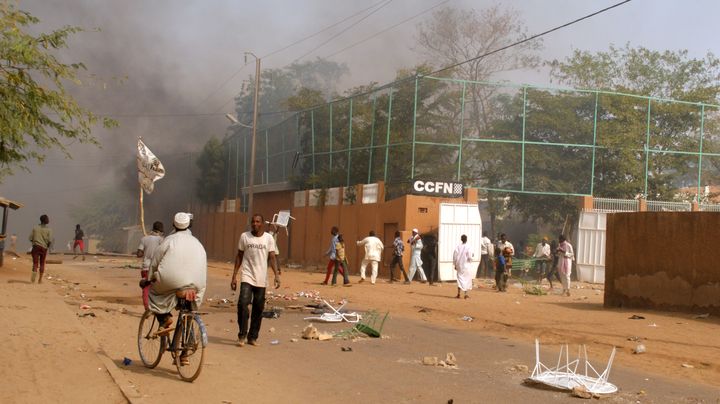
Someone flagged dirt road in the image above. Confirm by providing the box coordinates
[1,255,718,403]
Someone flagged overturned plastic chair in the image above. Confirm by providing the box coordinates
[303,299,361,323]
[336,310,389,338]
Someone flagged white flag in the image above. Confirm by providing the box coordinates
[137,139,165,194]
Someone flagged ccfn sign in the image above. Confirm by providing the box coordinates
[412,180,464,197]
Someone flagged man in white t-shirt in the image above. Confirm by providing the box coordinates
[231,214,280,347]
[356,230,384,284]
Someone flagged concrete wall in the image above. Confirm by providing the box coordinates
[194,182,477,280]
[605,212,720,314]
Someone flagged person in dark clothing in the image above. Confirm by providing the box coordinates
[422,233,438,285]
[73,224,85,260]
[389,231,410,284]
[494,246,508,292]
[547,237,562,289]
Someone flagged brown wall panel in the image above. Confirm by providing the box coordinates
[605,212,720,314]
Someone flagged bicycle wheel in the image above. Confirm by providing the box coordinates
[173,313,205,382]
[137,310,165,368]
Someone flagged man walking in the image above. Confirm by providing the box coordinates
[556,235,575,297]
[29,214,53,284]
[478,231,493,278]
[322,226,342,285]
[231,214,280,346]
[137,221,164,310]
[453,235,474,299]
[407,229,427,283]
[72,224,85,260]
[533,237,551,283]
[389,231,410,284]
[356,230,384,284]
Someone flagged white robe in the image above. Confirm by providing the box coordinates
[453,243,473,291]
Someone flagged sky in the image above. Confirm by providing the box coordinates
[3,0,719,250]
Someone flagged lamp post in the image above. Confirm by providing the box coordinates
[226,52,260,223]
[246,52,260,222]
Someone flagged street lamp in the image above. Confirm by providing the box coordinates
[225,52,261,223]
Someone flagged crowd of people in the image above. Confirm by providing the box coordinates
[24,213,575,348]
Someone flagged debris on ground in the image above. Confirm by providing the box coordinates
[301,325,319,340]
[460,316,474,322]
[693,313,710,319]
[628,314,645,320]
[77,312,96,318]
[341,347,352,352]
[270,340,279,345]
[317,332,333,341]
[290,338,299,343]
[422,353,458,369]
[269,327,275,333]
[122,357,132,366]
[648,323,658,327]
[627,336,642,342]
[681,363,694,368]
[571,386,598,399]
[418,307,432,313]
[632,344,646,354]
[80,304,92,310]
[508,364,529,373]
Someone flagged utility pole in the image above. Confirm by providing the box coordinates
[247,52,260,222]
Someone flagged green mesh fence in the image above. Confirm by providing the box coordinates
[223,75,720,209]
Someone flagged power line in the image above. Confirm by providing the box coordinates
[323,0,451,60]
[291,0,394,64]
[193,0,391,111]
[254,0,634,118]
[431,0,633,76]
[262,0,390,60]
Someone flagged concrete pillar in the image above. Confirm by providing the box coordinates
[578,195,593,211]
[464,187,478,203]
[638,198,647,212]
[692,201,700,211]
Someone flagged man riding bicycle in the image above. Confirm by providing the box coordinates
[141,212,207,364]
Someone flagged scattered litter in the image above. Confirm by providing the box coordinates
[286,305,303,310]
[460,316,474,322]
[627,336,642,342]
[262,310,280,319]
[221,401,232,404]
[80,304,92,310]
[445,353,457,367]
[693,313,710,319]
[290,338,299,343]
[632,344,646,354]
[509,364,528,373]
[341,347,352,352]
[269,327,275,333]
[270,340,280,345]
[301,325,319,340]
[571,386,598,399]
[317,332,333,341]
[122,357,132,366]
[628,315,645,320]
[681,363,694,369]
[78,312,96,318]
[423,356,438,366]
[119,308,127,314]
[418,307,431,313]
[648,323,658,327]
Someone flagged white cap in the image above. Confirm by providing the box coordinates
[412,228,418,233]
[173,212,191,229]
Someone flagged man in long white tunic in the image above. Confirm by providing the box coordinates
[453,234,474,299]
[146,212,207,333]
[407,229,427,283]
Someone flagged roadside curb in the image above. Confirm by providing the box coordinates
[54,283,150,404]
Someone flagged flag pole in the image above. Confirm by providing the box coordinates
[139,186,147,236]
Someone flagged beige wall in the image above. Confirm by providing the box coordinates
[605,212,720,314]
[194,182,477,280]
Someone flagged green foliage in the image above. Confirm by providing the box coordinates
[195,137,227,205]
[0,5,116,181]
[69,189,134,252]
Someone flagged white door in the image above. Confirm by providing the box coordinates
[438,203,482,281]
[576,210,606,283]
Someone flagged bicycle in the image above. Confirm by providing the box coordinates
[137,291,208,382]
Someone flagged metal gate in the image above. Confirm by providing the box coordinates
[438,203,482,281]
[576,210,606,283]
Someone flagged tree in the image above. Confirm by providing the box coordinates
[195,137,227,205]
[549,44,720,200]
[0,5,115,181]
[415,4,542,235]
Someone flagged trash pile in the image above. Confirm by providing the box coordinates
[422,353,458,369]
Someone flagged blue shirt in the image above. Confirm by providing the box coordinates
[496,255,506,271]
[393,237,404,256]
[326,234,338,260]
